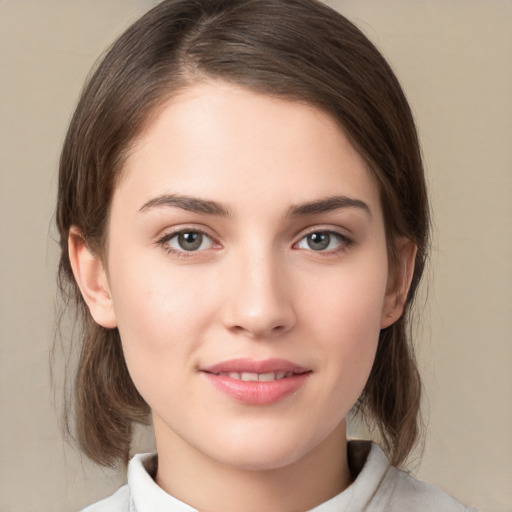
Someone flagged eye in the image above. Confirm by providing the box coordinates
[159,230,215,253]
[295,230,350,252]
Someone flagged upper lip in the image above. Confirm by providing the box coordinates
[201,358,310,375]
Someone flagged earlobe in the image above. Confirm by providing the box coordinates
[381,239,417,329]
[68,227,118,328]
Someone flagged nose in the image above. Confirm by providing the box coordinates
[220,249,297,339]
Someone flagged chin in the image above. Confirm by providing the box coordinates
[204,426,323,472]
[216,446,305,472]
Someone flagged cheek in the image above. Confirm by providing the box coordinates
[322,295,381,383]
[305,253,388,396]
[107,254,215,386]
[307,248,389,337]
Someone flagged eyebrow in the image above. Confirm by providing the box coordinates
[139,194,232,216]
[288,195,371,217]
[139,193,370,217]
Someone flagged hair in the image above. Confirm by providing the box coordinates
[57,0,429,468]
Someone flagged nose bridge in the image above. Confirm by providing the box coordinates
[221,240,295,338]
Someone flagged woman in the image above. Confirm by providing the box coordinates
[57,0,479,510]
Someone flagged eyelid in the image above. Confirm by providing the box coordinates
[156,225,221,256]
[154,224,353,257]
[295,225,352,241]
[293,226,353,252]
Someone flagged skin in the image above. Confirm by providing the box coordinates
[69,81,415,512]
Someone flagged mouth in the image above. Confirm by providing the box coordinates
[200,358,312,405]
[210,370,301,382]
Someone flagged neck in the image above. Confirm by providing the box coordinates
[153,417,351,512]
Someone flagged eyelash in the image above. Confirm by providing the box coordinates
[294,229,353,254]
[156,228,218,258]
[156,227,353,258]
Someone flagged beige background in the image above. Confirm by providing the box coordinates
[0,1,510,511]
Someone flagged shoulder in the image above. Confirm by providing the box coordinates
[385,466,480,511]
[78,452,162,512]
[78,485,130,512]
[348,441,480,512]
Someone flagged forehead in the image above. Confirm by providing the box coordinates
[116,80,381,215]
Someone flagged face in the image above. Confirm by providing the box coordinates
[83,81,405,472]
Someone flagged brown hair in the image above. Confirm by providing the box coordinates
[57,0,428,468]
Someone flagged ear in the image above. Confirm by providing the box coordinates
[68,227,118,328]
[381,238,417,329]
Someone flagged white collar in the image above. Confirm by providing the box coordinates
[127,441,389,512]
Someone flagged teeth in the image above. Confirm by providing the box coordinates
[218,371,295,381]
[241,372,259,381]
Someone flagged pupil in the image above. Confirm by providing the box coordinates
[179,232,202,251]
[308,232,330,250]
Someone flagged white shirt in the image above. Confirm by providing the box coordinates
[81,441,479,511]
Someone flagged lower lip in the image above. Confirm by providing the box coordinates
[203,372,310,405]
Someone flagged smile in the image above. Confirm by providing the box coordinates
[201,359,311,405]
[213,371,297,381]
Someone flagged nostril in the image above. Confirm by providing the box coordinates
[221,290,297,338]
[229,321,290,338]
